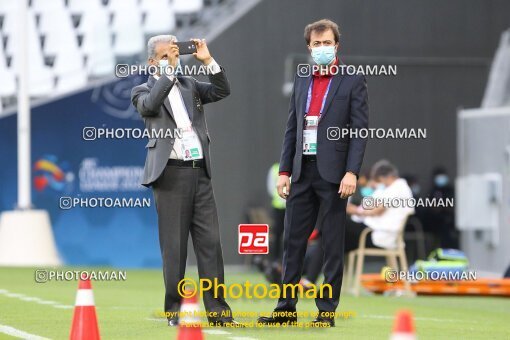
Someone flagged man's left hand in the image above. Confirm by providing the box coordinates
[339,172,357,199]
[191,38,213,65]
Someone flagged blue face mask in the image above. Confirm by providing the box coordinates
[311,46,336,65]
[434,174,449,187]
[158,58,181,75]
[158,59,169,75]
[360,186,374,197]
[376,183,386,191]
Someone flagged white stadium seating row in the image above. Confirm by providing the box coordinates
[0,0,203,100]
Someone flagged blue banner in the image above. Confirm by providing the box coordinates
[0,75,162,268]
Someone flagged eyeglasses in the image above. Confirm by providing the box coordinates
[310,40,335,47]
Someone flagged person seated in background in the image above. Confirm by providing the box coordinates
[422,167,458,248]
[401,173,421,199]
[345,160,415,253]
[262,162,287,284]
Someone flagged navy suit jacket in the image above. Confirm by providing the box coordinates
[279,71,369,184]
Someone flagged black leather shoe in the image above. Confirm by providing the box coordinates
[311,311,335,327]
[167,318,179,327]
[257,310,298,325]
[210,318,245,328]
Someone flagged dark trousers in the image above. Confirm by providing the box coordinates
[303,237,324,283]
[269,207,285,263]
[276,161,347,312]
[344,219,381,254]
[152,165,231,318]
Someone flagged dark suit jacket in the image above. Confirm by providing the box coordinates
[131,68,230,187]
[279,72,369,184]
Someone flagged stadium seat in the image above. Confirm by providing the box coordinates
[174,0,204,15]
[38,9,79,56]
[51,46,85,78]
[67,0,104,14]
[0,0,220,98]
[111,9,144,58]
[0,47,16,98]
[109,0,144,58]
[55,68,88,94]
[3,11,55,97]
[28,70,55,97]
[78,11,115,77]
[41,36,76,59]
[31,0,66,13]
[0,68,16,98]
[38,8,86,90]
[0,0,17,16]
[2,14,41,57]
[173,0,203,26]
[344,218,412,296]
[108,0,139,12]
[140,0,176,35]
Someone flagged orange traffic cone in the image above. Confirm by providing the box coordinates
[390,310,416,340]
[70,278,100,340]
[177,291,203,340]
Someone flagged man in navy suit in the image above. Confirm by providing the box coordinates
[258,19,369,327]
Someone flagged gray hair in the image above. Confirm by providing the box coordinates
[147,34,177,59]
[371,159,399,180]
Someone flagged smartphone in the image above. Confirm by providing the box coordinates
[175,41,197,55]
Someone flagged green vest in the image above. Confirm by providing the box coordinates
[271,163,286,209]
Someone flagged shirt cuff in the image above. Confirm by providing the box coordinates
[279,171,291,177]
[206,59,221,74]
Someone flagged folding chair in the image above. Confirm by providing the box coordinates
[345,217,412,296]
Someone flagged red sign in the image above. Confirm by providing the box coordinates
[238,224,269,254]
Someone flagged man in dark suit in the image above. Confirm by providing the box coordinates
[131,35,239,327]
[258,19,369,327]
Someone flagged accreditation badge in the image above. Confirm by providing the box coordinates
[180,128,203,160]
[303,116,318,155]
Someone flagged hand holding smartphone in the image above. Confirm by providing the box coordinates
[174,41,197,55]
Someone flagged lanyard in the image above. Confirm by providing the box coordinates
[305,77,333,117]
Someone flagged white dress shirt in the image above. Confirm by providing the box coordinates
[154,59,221,160]
[364,178,415,249]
